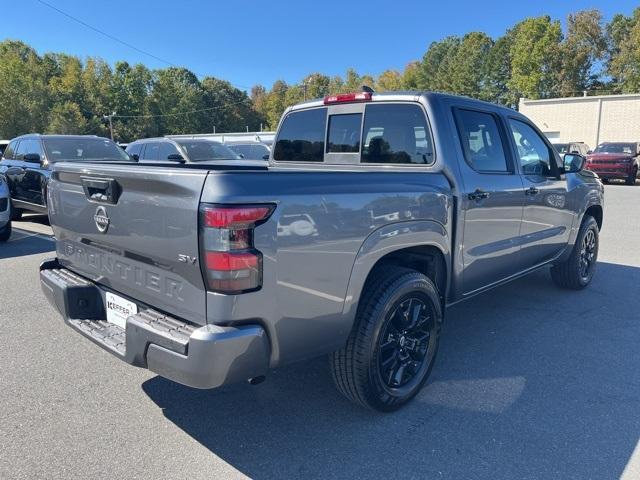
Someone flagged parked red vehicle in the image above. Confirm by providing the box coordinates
[586,142,639,185]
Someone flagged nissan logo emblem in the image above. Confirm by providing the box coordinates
[94,206,110,233]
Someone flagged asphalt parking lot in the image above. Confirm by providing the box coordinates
[1,185,639,480]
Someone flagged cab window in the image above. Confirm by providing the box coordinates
[361,104,433,164]
[274,108,327,162]
[455,109,509,172]
[327,113,361,153]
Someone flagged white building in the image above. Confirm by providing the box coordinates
[518,93,640,149]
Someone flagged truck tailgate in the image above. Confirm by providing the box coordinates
[47,162,209,325]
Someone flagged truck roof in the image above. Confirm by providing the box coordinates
[288,91,518,116]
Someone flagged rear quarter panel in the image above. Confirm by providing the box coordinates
[202,170,452,366]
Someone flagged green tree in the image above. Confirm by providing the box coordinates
[607,8,640,93]
[558,9,607,96]
[201,77,262,132]
[481,35,515,105]
[376,70,403,91]
[508,16,563,99]
[417,36,461,91]
[146,67,204,137]
[0,40,50,138]
[46,101,87,134]
[400,62,421,89]
[263,80,289,129]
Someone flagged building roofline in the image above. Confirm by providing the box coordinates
[520,93,640,104]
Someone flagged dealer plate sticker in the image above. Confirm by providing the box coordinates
[105,292,137,329]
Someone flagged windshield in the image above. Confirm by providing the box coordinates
[176,140,241,161]
[594,143,635,154]
[43,137,132,162]
[553,144,570,154]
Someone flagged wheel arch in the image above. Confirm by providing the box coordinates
[338,220,451,347]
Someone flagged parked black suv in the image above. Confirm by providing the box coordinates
[126,137,241,163]
[0,134,131,219]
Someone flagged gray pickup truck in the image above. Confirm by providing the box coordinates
[40,91,604,411]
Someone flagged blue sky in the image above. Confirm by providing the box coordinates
[3,0,638,91]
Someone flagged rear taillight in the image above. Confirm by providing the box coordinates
[199,204,274,294]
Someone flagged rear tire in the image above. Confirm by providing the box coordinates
[330,267,443,412]
[626,167,638,185]
[550,216,599,289]
[0,221,11,242]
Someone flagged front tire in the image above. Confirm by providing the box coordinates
[10,206,22,221]
[0,221,11,242]
[330,267,443,412]
[551,216,599,289]
[626,167,638,185]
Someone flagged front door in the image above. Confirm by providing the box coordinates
[453,107,525,295]
[506,118,573,266]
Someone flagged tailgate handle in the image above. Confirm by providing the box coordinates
[81,177,121,204]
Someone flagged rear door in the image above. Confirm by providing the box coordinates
[48,163,210,325]
[506,118,573,266]
[453,107,526,295]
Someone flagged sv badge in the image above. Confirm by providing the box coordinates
[178,254,198,265]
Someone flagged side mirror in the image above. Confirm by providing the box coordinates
[24,153,41,163]
[563,153,585,173]
[130,153,139,161]
[167,153,185,162]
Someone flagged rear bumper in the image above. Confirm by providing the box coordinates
[39,258,270,389]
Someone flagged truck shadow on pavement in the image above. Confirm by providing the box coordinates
[0,227,54,259]
[143,262,640,479]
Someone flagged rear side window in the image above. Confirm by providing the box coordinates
[455,109,509,172]
[141,142,159,161]
[327,114,361,153]
[274,108,327,162]
[361,104,433,164]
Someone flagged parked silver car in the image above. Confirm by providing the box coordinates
[0,173,11,241]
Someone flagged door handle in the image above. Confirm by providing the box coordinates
[525,186,539,196]
[468,189,490,201]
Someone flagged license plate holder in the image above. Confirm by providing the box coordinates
[105,292,138,329]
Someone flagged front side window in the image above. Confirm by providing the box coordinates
[3,140,19,159]
[273,108,327,162]
[455,109,509,172]
[361,104,433,164]
[508,119,554,176]
[125,143,142,158]
[327,113,361,153]
[159,142,180,160]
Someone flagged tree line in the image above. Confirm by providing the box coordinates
[1,8,639,141]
